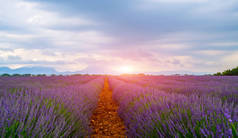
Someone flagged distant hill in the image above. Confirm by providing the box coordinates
[0,66,107,75]
[0,66,212,75]
[214,66,238,76]
[0,67,59,75]
[145,71,211,75]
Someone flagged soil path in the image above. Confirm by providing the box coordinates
[90,77,126,137]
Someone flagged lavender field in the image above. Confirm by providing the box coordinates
[1,0,238,137]
[0,75,104,137]
[109,75,238,137]
[0,75,238,137]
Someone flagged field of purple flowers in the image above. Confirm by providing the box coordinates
[109,75,238,137]
[0,75,104,137]
[1,75,237,137]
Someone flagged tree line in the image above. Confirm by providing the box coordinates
[214,66,238,76]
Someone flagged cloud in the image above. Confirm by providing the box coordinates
[148,0,209,3]
[0,48,90,71]
[0,0,238,74]
[0,0,116,72]
[222,51,238,68]
[197,50,228,56]
[0,0,95,28]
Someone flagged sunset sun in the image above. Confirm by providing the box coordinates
[118,66,134,74]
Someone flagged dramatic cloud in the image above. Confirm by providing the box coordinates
[0,0,237,74]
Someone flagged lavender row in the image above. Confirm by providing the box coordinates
[116,75,238,103]
[109,77,238,137]
[0,76,104,137]
[0,75,98,91]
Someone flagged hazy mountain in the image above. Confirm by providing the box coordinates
[0,67,210,75]
[145,71,211,75]
[0,67,59,75]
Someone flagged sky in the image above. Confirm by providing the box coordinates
[0,0,238,74]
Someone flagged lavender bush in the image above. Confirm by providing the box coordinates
[116,75,238,103]
[109,76,238,137]
[0,76,104,137]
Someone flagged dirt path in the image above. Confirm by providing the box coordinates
[90,77,126,137]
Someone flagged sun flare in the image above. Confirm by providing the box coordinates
[118,66,134,74]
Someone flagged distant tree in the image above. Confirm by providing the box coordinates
[73,74,82,76]
[214,72,222,76]
[1,73,10,77]
[214,66,238,76]
[23,74,31,77]
[37,74,46,76]
[12,74,21,77]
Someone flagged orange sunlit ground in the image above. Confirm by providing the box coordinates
[90,78,126,137]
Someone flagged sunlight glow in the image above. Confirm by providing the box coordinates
[118,66,134,74]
